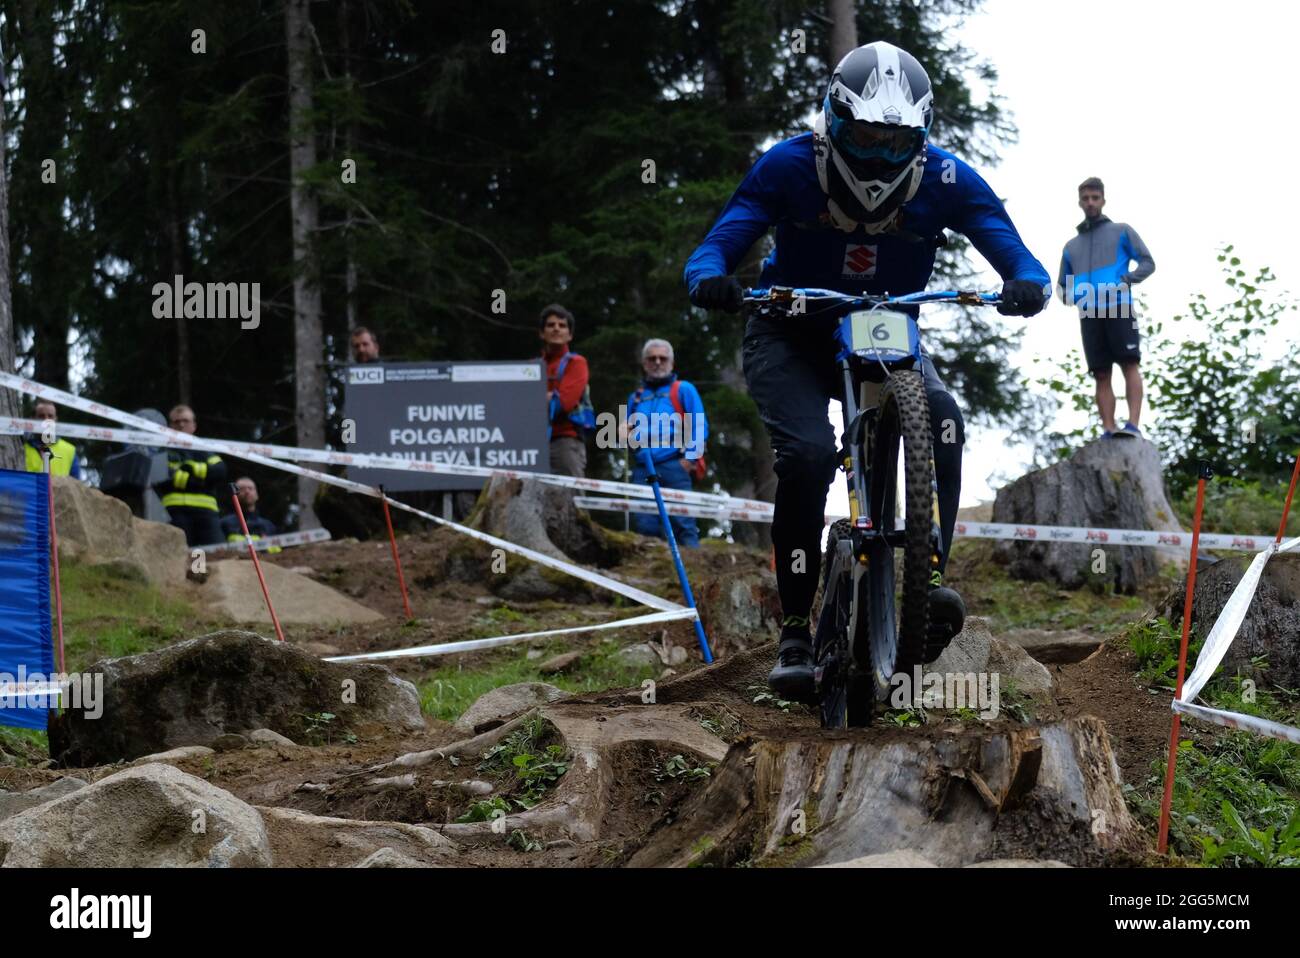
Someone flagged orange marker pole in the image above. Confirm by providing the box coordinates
[231,485,285,642]
[1157,460,1212,854]
[379,486,414,620]
[1274,453,1300,545]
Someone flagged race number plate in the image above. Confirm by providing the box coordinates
[846,309,915,357]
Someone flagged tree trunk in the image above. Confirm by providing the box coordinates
[340,0,358,333]
[0,37,21,471]
[827,0,859,68]
[286,0,325,527]
[17,0,70,391]
[167,175,190,405]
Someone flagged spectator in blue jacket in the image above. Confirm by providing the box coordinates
[625,338,709,548]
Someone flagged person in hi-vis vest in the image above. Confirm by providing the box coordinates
[152,404,226,547]
[23,400,82,479]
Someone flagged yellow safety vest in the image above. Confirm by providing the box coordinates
[24,439,79,476]
[160,454,224,512]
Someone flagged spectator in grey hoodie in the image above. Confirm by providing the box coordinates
[1057,177,1155,439]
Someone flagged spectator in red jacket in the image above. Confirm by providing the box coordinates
[540,304,589,477]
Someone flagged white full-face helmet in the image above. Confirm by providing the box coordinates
[814,41,934,232]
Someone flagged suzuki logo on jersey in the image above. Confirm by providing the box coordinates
[842,243,877,278]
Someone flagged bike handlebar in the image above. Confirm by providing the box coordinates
[743,286,1001,309]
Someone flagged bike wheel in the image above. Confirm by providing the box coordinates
[814,519,874,728]
[866,369,935,699]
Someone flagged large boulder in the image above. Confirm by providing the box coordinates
[197,559,384,626]
[52,475,187,591]
[0,777,87,823]
[0,763,271,867]
[257,806,460,867]
[1159,551,1300,690]
[454,682,567,733]
[992,437,1186,592]
[48,630,426,765]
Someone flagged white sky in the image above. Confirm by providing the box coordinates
[830,0,1300,515]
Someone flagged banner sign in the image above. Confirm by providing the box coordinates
[0,468,54,730]
[343,361,550,491]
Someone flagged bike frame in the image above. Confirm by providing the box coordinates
[746,285,998,544]
[745,286,1000,700]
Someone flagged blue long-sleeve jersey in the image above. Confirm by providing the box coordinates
[684,134,1049,301]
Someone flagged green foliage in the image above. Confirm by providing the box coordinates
[1124,616,1203,689]
[301,710,356,746]
[748,684,802,713]
[1144,249,1300,498]
[477,716,570,808]
[1033,247,1300,491]
[506,829,543,853]
[1200,801,1300,868]
[456,796,511,823]
[1174,477,1300,539]
[651,754,713,783]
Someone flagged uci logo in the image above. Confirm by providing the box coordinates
[349,367,384,385]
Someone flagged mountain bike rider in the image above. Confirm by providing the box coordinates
[684,41,1050,700]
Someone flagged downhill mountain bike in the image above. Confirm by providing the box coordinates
[744,286,1000,728]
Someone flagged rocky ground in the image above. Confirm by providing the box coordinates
[1,473,1288,869]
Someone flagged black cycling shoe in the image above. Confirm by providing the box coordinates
[924,578,966,663]
[767,628,816,703]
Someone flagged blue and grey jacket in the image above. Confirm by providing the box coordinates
[684,134,1049,304]
[1057,215,1155,316]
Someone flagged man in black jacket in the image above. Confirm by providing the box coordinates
[220,476,280,552]
[154,404,227,547]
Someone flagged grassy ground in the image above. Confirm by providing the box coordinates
[418,635,663,723]
[59,561,210,672]
[945,538,1170,635]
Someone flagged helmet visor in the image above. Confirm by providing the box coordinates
[829,113,924,166]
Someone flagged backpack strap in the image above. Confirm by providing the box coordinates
[551,351,573,386]
[669,379,684,417]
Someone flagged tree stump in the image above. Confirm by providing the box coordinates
[1159,551,1300,690]
[993,437,1186,593]
[628,717,1144,867]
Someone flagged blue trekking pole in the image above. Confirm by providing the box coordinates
[638,447,713,664]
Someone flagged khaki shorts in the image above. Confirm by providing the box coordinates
[549,436,587,478]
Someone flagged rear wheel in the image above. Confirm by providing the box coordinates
[866,370,936,700]
[814,520,874,728]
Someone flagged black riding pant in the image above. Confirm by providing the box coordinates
[742,314,964,623]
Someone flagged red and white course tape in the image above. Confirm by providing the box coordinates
[0,371,771,514]
[0,372,691,623]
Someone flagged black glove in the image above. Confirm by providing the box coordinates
[690,275,744,313]
[998,279,1047,317]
